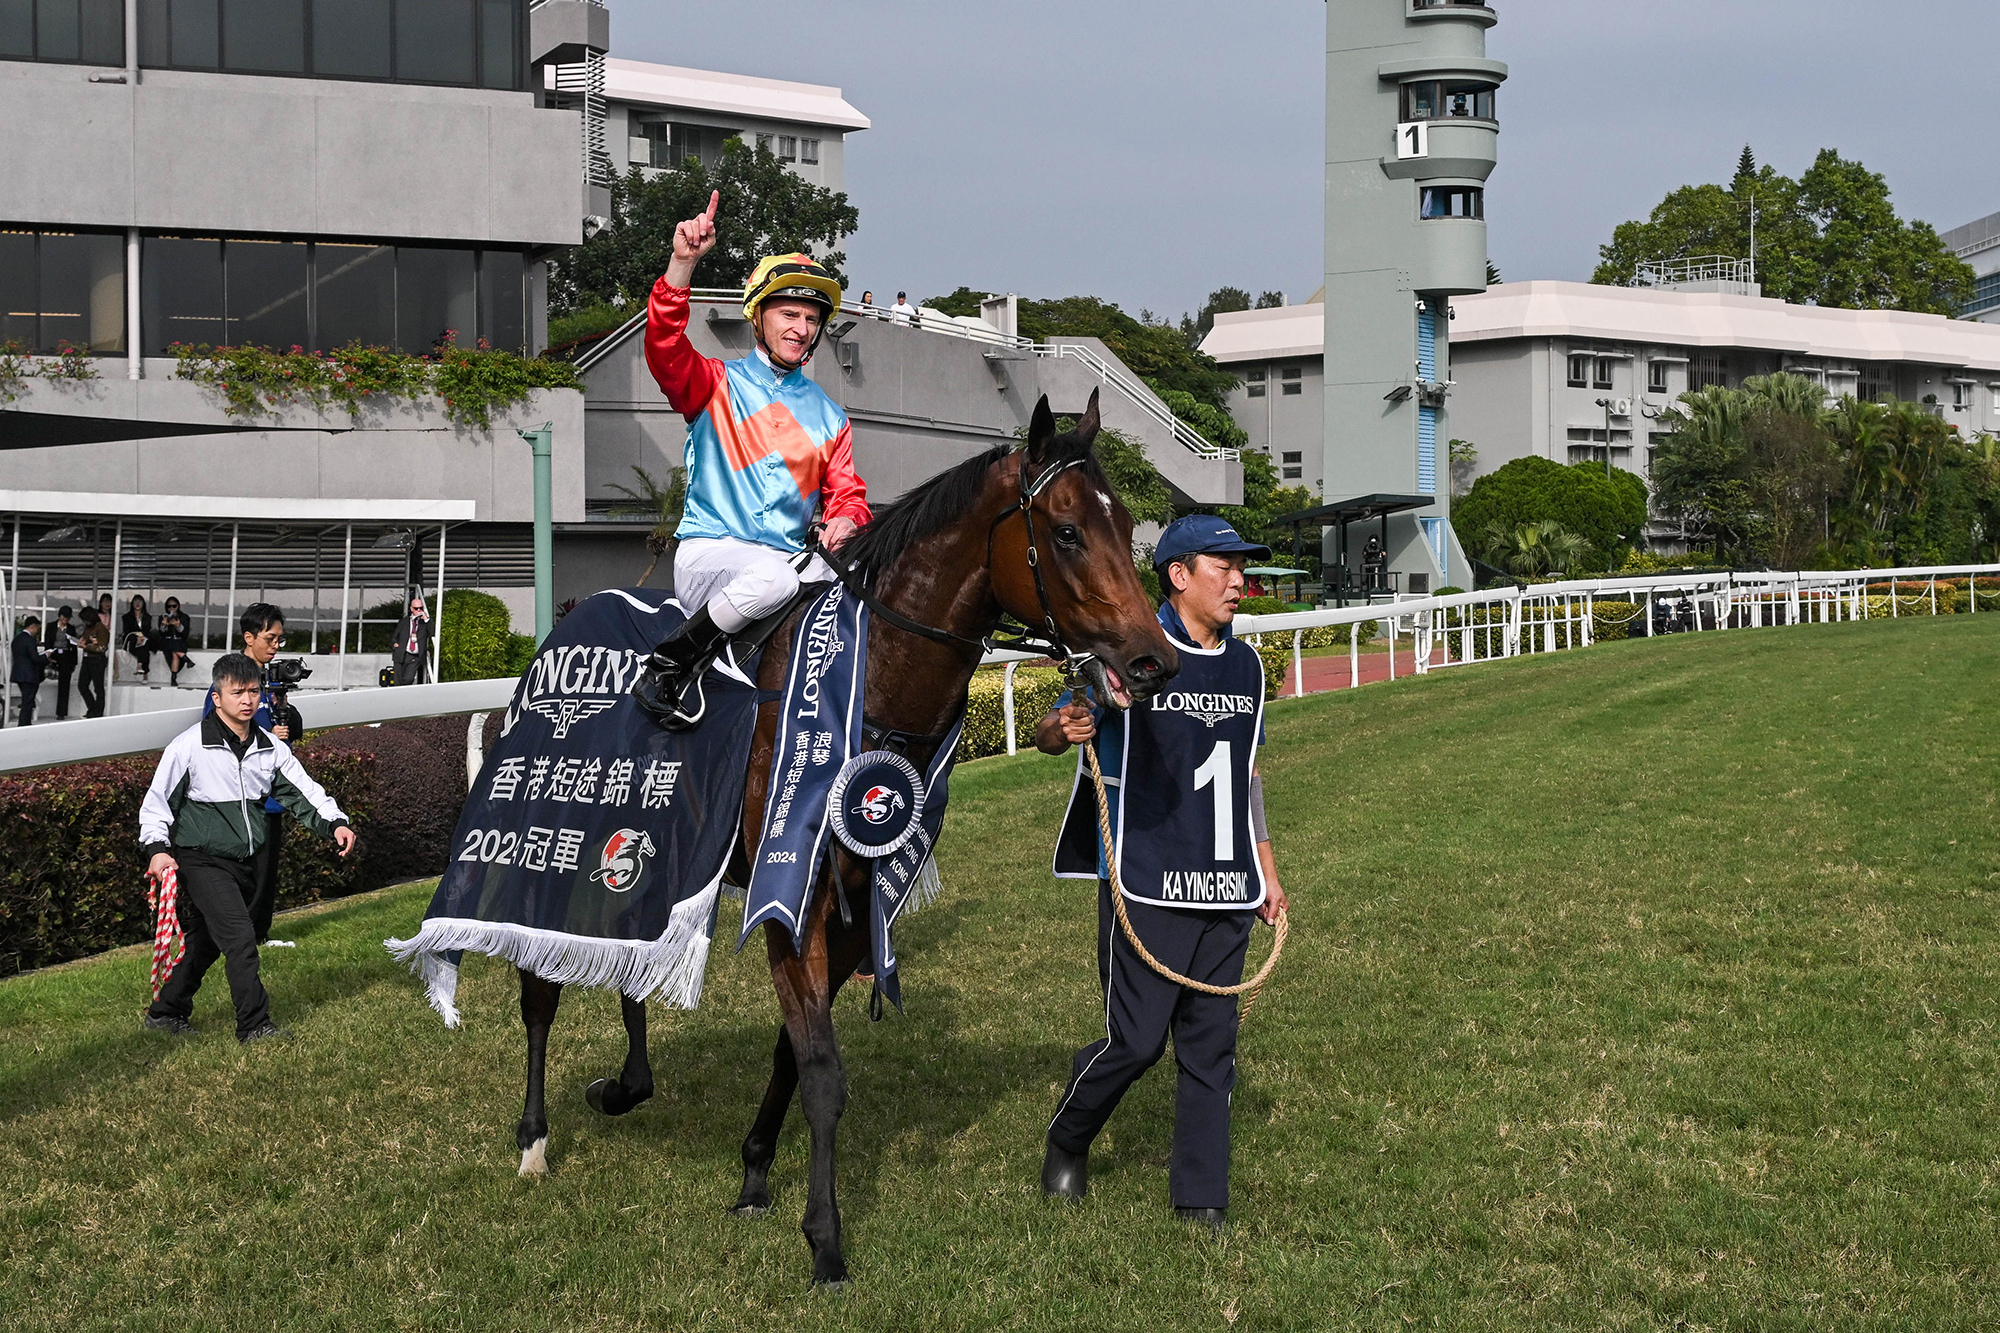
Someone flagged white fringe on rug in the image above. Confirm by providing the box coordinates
[384,872,723,1029]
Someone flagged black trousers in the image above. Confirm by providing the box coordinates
[52,664,72,718]
[249,812,283,942]
[14,683,35,726]
[149,850,271,1037]
[1048,879,1253,1209]
[78,655,106,717]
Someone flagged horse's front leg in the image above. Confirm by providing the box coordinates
[517,969,563,1176]
[732,1024,798,1216]
[586,994,656,1117]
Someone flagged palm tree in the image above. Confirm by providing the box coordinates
[1482,519,1593,577]
[604,465,687,585]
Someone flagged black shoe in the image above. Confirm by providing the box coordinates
[238,1022,290,1045]
[631,606,730,730]
[1041,1138,1088,1199]
[1176,1206,1226,1232]
[143,1013,197,1037]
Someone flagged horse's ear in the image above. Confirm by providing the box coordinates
[1027,394,1056,462]
[1073,388,1101,449]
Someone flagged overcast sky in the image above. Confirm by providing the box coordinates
[616,0,2000,321]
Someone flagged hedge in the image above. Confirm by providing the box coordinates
[0,715,480,977]
[441,588,515,680]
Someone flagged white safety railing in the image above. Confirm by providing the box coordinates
[0,678,516,776]
[977,562,2000,729]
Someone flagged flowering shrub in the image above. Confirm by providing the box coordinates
[170,339,581,430]
[0,340,101,404]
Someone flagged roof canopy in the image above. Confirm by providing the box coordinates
[1273,494,1432,526]
[604,59,871,131]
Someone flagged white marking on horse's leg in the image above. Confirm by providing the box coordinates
[519,1136,549,1177]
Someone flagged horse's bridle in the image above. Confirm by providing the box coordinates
[811,449,1093,669]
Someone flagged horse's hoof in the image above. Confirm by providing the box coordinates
[812,1274,850,1292]
[518,1137,549,1177]
[586,1077,653,1117]
[728,1201,771,1218]
[585,1079,611,1115]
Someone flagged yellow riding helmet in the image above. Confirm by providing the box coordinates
[743,253,843,324]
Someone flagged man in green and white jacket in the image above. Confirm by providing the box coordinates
[141,653,356,1043]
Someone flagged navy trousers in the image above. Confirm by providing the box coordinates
[149,850,271,1037]
[1048,879,1253,1209]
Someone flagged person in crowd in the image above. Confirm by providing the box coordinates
[392,593,432,686]
[202,604,300,945]
[11,615,46,726]
[1033,514,1290,1232]
[633,189,870,726]
[120,594,155,681]
[889,291,918,326]
[141,652,355,1043]
[1245,574,1267,599]
[1361,535,1388,591]
[43,605,77,720]
[77,607,109,717]
[860,289,874,310]
[155,597,191,686]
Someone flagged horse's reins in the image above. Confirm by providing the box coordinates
[815,447,1288,1019]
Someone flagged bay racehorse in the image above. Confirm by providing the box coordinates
[512,391,1178,1284]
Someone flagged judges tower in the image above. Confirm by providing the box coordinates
[1323,0,1503,590]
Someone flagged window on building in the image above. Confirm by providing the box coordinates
[1857,365,1892,402]
[1281,366,1302,395]
[141,235,529,356]
[1245,367,1266,398]
[1566,354,1589,388]
[1648,361,1670,394]
[1964,271,2000,318]
[777,135,797,162]
[756,133,774,153]
[0,227,126,354]
[134,0,523,89]
[801,137,820,165]
[1690,353,1729,392]
[656,123,738,171]
[1419,186,1483,220]
[0,0,124,65]
[1590,357,1615,390]
[1952,380,1974,408]
[1400,79,1496,122]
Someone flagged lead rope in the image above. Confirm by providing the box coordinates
[1080,737,1288,1023]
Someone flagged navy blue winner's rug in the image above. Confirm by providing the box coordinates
[386,588,763,1026]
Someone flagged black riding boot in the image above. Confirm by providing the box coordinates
[631,605,731,729]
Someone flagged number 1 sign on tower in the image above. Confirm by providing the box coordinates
[1396,121,1429,161]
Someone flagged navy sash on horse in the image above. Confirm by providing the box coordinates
[1055,632,1267,911]
[742,584,866,950]
[387,589,761,1025]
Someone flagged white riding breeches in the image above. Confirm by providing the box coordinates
[673,536,834,633]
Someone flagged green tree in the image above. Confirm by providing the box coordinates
[549,141,860,316]
[1481,520,1592,577]
[603,465,686,586]
[1592,148,1971,315]
[1452,456,1646,573]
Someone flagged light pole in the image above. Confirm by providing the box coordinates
[516,422,554,643]
[1593,397,1615,479]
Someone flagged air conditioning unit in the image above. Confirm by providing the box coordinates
[629,137,652,167]
[1612,398,1632,418]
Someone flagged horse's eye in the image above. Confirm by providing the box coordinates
[1054,524,1082,547]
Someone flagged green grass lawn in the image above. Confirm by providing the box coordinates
[4,614,1999,1331]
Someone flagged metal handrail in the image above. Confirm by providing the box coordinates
[1033,343,1240,462]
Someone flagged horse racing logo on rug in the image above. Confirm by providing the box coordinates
[591,828,656,893]
[827,750,925,859]
[504,643,650,739]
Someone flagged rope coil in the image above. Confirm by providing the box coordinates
[1081,738,1286,1022]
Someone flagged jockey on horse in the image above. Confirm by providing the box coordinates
[631,190,870,728]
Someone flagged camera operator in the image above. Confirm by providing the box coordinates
[202,604,309,944]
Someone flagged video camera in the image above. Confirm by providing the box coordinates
[265,656,312,736]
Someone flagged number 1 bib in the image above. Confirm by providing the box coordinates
[1057,633,1267,911]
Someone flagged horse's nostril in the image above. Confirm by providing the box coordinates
[1131,655,1162,679]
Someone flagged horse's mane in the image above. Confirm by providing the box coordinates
[841,438,1112,583]
[839,442,1010,582]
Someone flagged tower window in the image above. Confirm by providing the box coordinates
[1401,80,1496,122]
[1419,186,1483,220]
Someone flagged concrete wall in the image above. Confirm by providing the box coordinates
[609,101,849,195]
[1221,357,1324,488]
[0,62,579,246]
[0,369,587,523]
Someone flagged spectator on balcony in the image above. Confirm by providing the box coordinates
[44,606,77,720]
[11,615,46,726]
[860,290,875,311]
[122,594,156,681]
[890,291,918,326]
[77,608,109,717]
[156,597,192,686]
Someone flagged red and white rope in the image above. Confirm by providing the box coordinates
[148,866,183,1001]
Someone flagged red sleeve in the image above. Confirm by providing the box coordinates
[643,277,725,421]
[819,421,871,526]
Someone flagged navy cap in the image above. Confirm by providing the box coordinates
[1152,514,1270,570]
